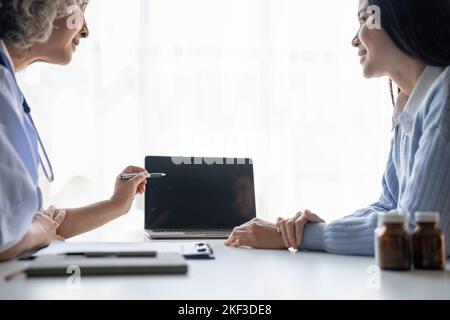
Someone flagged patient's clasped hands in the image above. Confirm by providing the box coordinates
[225,210,325,250]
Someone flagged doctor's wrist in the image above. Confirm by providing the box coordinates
[107,197,132,217]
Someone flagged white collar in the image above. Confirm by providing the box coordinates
[393,66,445,134]
[0,40,15,72]
[404,66,445,117]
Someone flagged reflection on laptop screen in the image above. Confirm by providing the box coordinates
[145,156,256,230]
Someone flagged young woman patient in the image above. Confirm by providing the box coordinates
[225,0,450,256]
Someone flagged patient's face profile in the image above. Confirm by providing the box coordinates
[234,175,256,218]
[32,1,90,65]
[352,0,402,79]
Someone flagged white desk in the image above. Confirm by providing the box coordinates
[1,210,449,300]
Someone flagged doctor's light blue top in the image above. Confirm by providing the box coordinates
[0,40,41,252]
[300,65,450,257]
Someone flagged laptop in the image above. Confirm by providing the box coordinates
[145,156,257,239]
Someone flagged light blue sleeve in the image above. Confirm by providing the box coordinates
[0,68,39,252]
[299,141,398,256]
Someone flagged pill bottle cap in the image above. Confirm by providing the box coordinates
[378,212,406,225]
[415,212,440,224]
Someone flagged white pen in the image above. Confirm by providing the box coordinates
[120,173,166,181]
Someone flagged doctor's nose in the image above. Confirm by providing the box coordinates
[80,19,90,39]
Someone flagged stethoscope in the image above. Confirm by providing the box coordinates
[22,98,55,183]
[0,51,55,183]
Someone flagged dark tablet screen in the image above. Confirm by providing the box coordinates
[145,156,256,230]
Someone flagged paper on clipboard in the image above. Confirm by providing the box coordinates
[32,241,214,259]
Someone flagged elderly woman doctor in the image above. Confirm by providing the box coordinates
[0,0,148,261]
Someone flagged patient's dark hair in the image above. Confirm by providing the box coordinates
[369,0,450,106]
[369,0,450,66]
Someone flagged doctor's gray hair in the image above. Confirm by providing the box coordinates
[0,0,78,51]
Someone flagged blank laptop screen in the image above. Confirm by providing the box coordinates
[145,156,256,230]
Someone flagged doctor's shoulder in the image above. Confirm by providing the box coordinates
[0,64,21,113]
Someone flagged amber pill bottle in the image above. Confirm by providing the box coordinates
[375,212,411,271]
[413,212,446,270]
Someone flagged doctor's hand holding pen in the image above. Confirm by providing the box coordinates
[110,166,149,215]
[51,165,151,241]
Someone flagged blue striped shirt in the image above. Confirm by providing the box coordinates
[300,66,450,257]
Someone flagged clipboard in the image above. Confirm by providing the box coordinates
[29,241,215,260]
